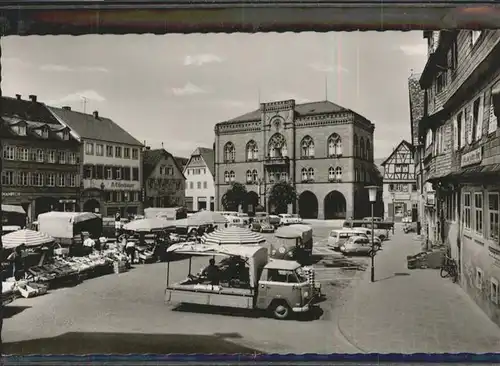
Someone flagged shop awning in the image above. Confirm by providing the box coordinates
[448,164,500,180]
[1,205,26,215]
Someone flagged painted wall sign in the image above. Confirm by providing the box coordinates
[84,179,140,191]
[461,147,482,167]
[2,192,21,197]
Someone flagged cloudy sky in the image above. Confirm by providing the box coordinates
[2,32,427,159]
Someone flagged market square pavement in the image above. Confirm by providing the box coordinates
[337,225,500,353]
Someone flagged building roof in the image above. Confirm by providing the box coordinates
[2,96,61,125]
[408,74,425,146]
[186,147,215,177]
[380,140,414,166]
[221,100,362,124]
[174,156,189,168]
[143,148,186,180]
[48,106,143,146]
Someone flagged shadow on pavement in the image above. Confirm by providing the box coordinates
[3,306,31,319]
[376,272,411,282]
[173,303,324,321]
[3,332,260,354]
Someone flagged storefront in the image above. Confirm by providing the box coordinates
[2,189,79,223]
[83,179,143,218]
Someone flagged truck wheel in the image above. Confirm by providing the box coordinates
[270,300,291,320]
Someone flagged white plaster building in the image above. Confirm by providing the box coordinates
[184,147,215,212]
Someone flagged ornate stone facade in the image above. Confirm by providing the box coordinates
[214,99,382,219]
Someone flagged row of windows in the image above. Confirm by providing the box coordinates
[389,183,418,192]
[186,168,207,175]
[222,167,374,184]
[147,178,183,191]
[1,170,79,187]
[187,181,209,190]
[105,190,141,203]
[10,124,70,141]
[159,165,175,176]
[223,133,372,163]
[3,146,78,165]
[83,165,140,181]
[85,142,139,159]
[459,191,499,242]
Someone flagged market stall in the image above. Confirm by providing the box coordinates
[201,227,266,246]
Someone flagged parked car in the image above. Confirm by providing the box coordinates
[362,217,384,222]
[278,214,295,226]
[402,216,412,223]
[269,215,281,228]
[291,214,303,224]
[236,213,250,225]
[250,219,275,233]
[340,236,376,256]
[351,228,382,246]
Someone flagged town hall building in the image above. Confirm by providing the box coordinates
[214,99,383,219]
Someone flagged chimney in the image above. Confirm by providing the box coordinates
[15,94,21,100]
[93,111,99,119]
[62,106,71,111]
[29,94,37,102]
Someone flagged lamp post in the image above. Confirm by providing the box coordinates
[390,191,395,235]
[366,185,380,283]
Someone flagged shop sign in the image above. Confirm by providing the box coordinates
[59,199,76,204]
[2,192,21,197]
[84,180,140,191]
[489,246,500,268]
[461,147,482,167]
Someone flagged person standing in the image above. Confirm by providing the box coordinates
[83,233,96,255]
[8,244,25,280]
[114,212,122,239]
[125,239,136,264]
[98,236,107,252]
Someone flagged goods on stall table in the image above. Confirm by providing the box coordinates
[17,280,48,298]
[113,261,128,274]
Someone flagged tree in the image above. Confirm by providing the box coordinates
[221,182,247,211]
[268,181,297,214]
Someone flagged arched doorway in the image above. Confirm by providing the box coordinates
[246,191,259,214]
[83,199,101,213]
[34,197,59,218]
[324,191,347,219]
[298,191,318,219]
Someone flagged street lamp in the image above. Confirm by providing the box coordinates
[390,191,395,235]
[366,185,380,283]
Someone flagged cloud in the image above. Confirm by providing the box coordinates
[171,83,208,96]
[39,64,109,73]
[49,90,106,105]
[183,54,223,66]
[399,43,427,56]
[309,62,349,73]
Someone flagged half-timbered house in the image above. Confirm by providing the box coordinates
[380,140,418,221]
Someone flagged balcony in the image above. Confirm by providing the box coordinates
[264,156,290,167]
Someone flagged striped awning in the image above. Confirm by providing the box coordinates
[201,227,265,245]
[2,229,54,249]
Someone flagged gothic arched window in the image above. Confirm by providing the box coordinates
[252,169,258,181]
[301,168,308,182]
[246,170,252,183]
[246,140,258,161]
[328,167,335,180]
[327,133,342,156]
[301,135,315,158]
[336,167,342,181]
[224,171,230,183]
[229,170,235,182]
[268,133,288,158]
[308,167,315,181]
[354,135,359,157]
[366,139,371,160]
[224,142,235,162]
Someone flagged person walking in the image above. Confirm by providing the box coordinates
[125,238,136,264]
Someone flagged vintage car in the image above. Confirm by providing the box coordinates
[278,214,295,226]
[250,219,275,233]
[291,214,303,224]
[268,215,282,228]
[340,236,377,256]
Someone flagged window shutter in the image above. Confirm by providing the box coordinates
[467,107,473,145]
[476,94,484,140]
[489,101,498,134]
[453,117,458,151]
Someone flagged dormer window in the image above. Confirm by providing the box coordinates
[58,130,70,140]
[38,128,49,139]
[14,125,26,136]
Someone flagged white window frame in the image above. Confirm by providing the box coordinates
[3,146,15,160]
[69,174,77,187]
[476,267,484,289]
[488,192,499,242]
[132,148,139,160]
[46,173,55,187]
[224,171,230,183]
[336,167,342,181]
[58,174,66,187]
[328,167,335,180]
[491,277,499,305]
[463,192,472,230]
[229,171,235,182]
[85,142,94,155]
[106,167,113,180]
[1,171,14,185]
[19,171,29,186]
[106,145,114,157]
[58,151,66,164]
[20,148,29,161]
[115,146,122,158]
[32,173,43,187]
[475,192,484,236]
[36,149,44,163]
[301,168,308,182]
[48,150,56,163]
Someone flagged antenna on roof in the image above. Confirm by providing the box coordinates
[161,142,164,148]
[81,96,88,114]
[324,75,328,101]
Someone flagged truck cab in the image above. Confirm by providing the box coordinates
[272,224,313,264]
